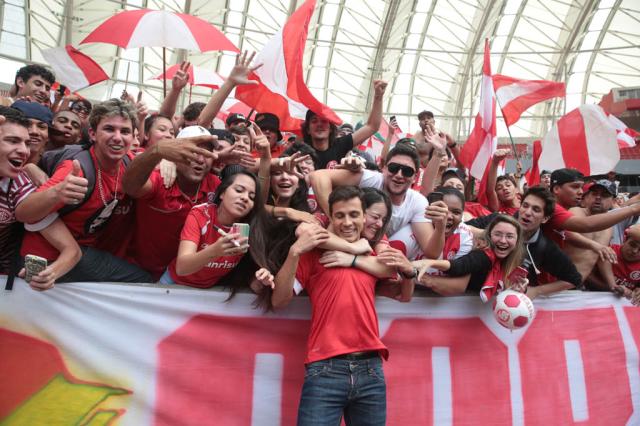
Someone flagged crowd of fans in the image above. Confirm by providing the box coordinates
[1,53,639,425]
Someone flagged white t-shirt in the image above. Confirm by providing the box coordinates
[359,169,430,236]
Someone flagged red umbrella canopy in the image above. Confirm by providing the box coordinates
[153,64,225,89]
[80,9,239,52]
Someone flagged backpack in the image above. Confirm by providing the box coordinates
[39,144,131,216]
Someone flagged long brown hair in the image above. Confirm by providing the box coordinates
[484,214,525,284]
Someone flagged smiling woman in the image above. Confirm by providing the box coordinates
[162,170,264,289]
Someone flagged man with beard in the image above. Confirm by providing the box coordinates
[122,125,219,280]
[310,144,446,259]
[566,180,616,282]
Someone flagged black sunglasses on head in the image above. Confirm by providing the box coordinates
[387,162,416,178]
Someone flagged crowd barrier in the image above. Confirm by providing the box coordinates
[1,278,639,425]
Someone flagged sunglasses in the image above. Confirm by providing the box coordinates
[387,162,416,178]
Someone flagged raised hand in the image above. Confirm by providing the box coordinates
[424,124,447,151]
[492,148,510,163]
[155,135,218,165]
[373,80,388,99]
[228,51,263,86]
[249,124,271,159]
[255,268,275,289]
[425,200,448,228]
[172,61,191,91]
[56,159,88,205]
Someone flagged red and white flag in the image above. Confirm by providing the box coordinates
[493,75,565,127]
[523,140,542,187]
[459,39,497,184]
[41,45,109,92]
[539,104,620,176]
[235,0,341,132]
[606,113,639,149]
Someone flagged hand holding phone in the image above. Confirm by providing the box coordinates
[24,254,47,282]
[427,191,444,204]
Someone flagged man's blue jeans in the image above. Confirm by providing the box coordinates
[297,356,386,426]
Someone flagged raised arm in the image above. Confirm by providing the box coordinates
[486,149,510,212]
[159,61,190,119]
[420,127,448,196]
[350,80,386,147]
[562,203,640,233]
[309,168,363,216]
[379,116,399,168]
[198,52,262,128]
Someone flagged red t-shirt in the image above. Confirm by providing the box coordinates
[611,244,640,290]
[129,170,221,280]
[167,203,243,288]
[465,201,491,218]
[21,148,134,260]
[480,248,505,303]
[295,249,389,364]
[543,203,573,249]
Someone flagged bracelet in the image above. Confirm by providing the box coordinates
[351,255,358,267]
[270,205,277,217]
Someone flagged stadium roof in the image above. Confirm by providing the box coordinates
[1,0,639,141]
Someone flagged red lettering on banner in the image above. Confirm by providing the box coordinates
[154,315,310,426]
[519,308,632,424]
[383,318,511,425]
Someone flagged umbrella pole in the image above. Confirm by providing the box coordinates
[189,84,192,104]
[163,47,167,97]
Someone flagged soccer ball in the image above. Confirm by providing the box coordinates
[492,290,535,330]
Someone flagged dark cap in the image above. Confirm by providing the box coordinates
[339,123,354,132]
[226,112,247,127]
[209,128,235,144]
[417,110,434,120]
[442,167,467,183]
[540,169,551,177]
[255,112,283,140]
[550,168,584,188]
[584,179,617,197]
[11,100,53,126]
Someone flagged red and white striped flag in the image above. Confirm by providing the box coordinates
[539,104,620,176]
[523,140,542,187]
[606,113,639,149]
[41,45,109,92]
[459,39,497,184]
[235,0,341,132]
[493,75,565,127]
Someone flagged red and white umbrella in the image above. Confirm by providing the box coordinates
[80,9,238,52]
[153,64,225,89]
[81,9,239,94]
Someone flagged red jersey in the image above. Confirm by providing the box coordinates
[21,148,134,260]
[295,249,388,364]
[167,203,243,288]
[465,201,491,218]
[611,244,640,290]
[129,170,220,280]
[543,203,573,249]
[306,187,329,227]
[479,248,505,303]
[0,173,35,273]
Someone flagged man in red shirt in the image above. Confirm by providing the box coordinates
[594,224,640,304]
[17,98,152,282]
[122,125,218,280]
[272,186,392,426]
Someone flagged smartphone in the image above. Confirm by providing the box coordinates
[427,191,444,204]
[57,85,67,96]
[24,254,47,282]
[390,115,396,122]
[508,266,529,283]
[231,223,250,239]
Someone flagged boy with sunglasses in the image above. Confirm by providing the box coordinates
[310,144,446,259]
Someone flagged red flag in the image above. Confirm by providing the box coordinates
[459,40,496,209]
[235,0,341,132]
[524,140,542,187]
[539,104,620,176]
[493,75,565,127]
[41,45,109,92]
[605,112,639,149]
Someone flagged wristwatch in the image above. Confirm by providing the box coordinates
[399,267,418,280]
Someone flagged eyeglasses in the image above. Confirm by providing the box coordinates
[387,162,416,178]
[71,104,91,115]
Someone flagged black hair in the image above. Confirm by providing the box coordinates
[144,114,173,136]
[496,175,517,188]
[0,106,30,128]
[301,111,338,147]
[209,128,235,144]
[522,186,556,218]
[418,110,434,120]
[328,186,365,216]
[362,187,392,245]
[283,141,319,165]
[211,169,263,224]
[386,144,420,171]
[15,64,55,86]
[436,186,466,209]
[182,102,206,122]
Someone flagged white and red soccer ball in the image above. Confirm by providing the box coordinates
[492,290,535,330]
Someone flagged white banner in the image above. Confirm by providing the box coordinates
[1,278,639,425]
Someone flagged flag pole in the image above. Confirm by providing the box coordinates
[162,47,167,98]
[495,96,520,163]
